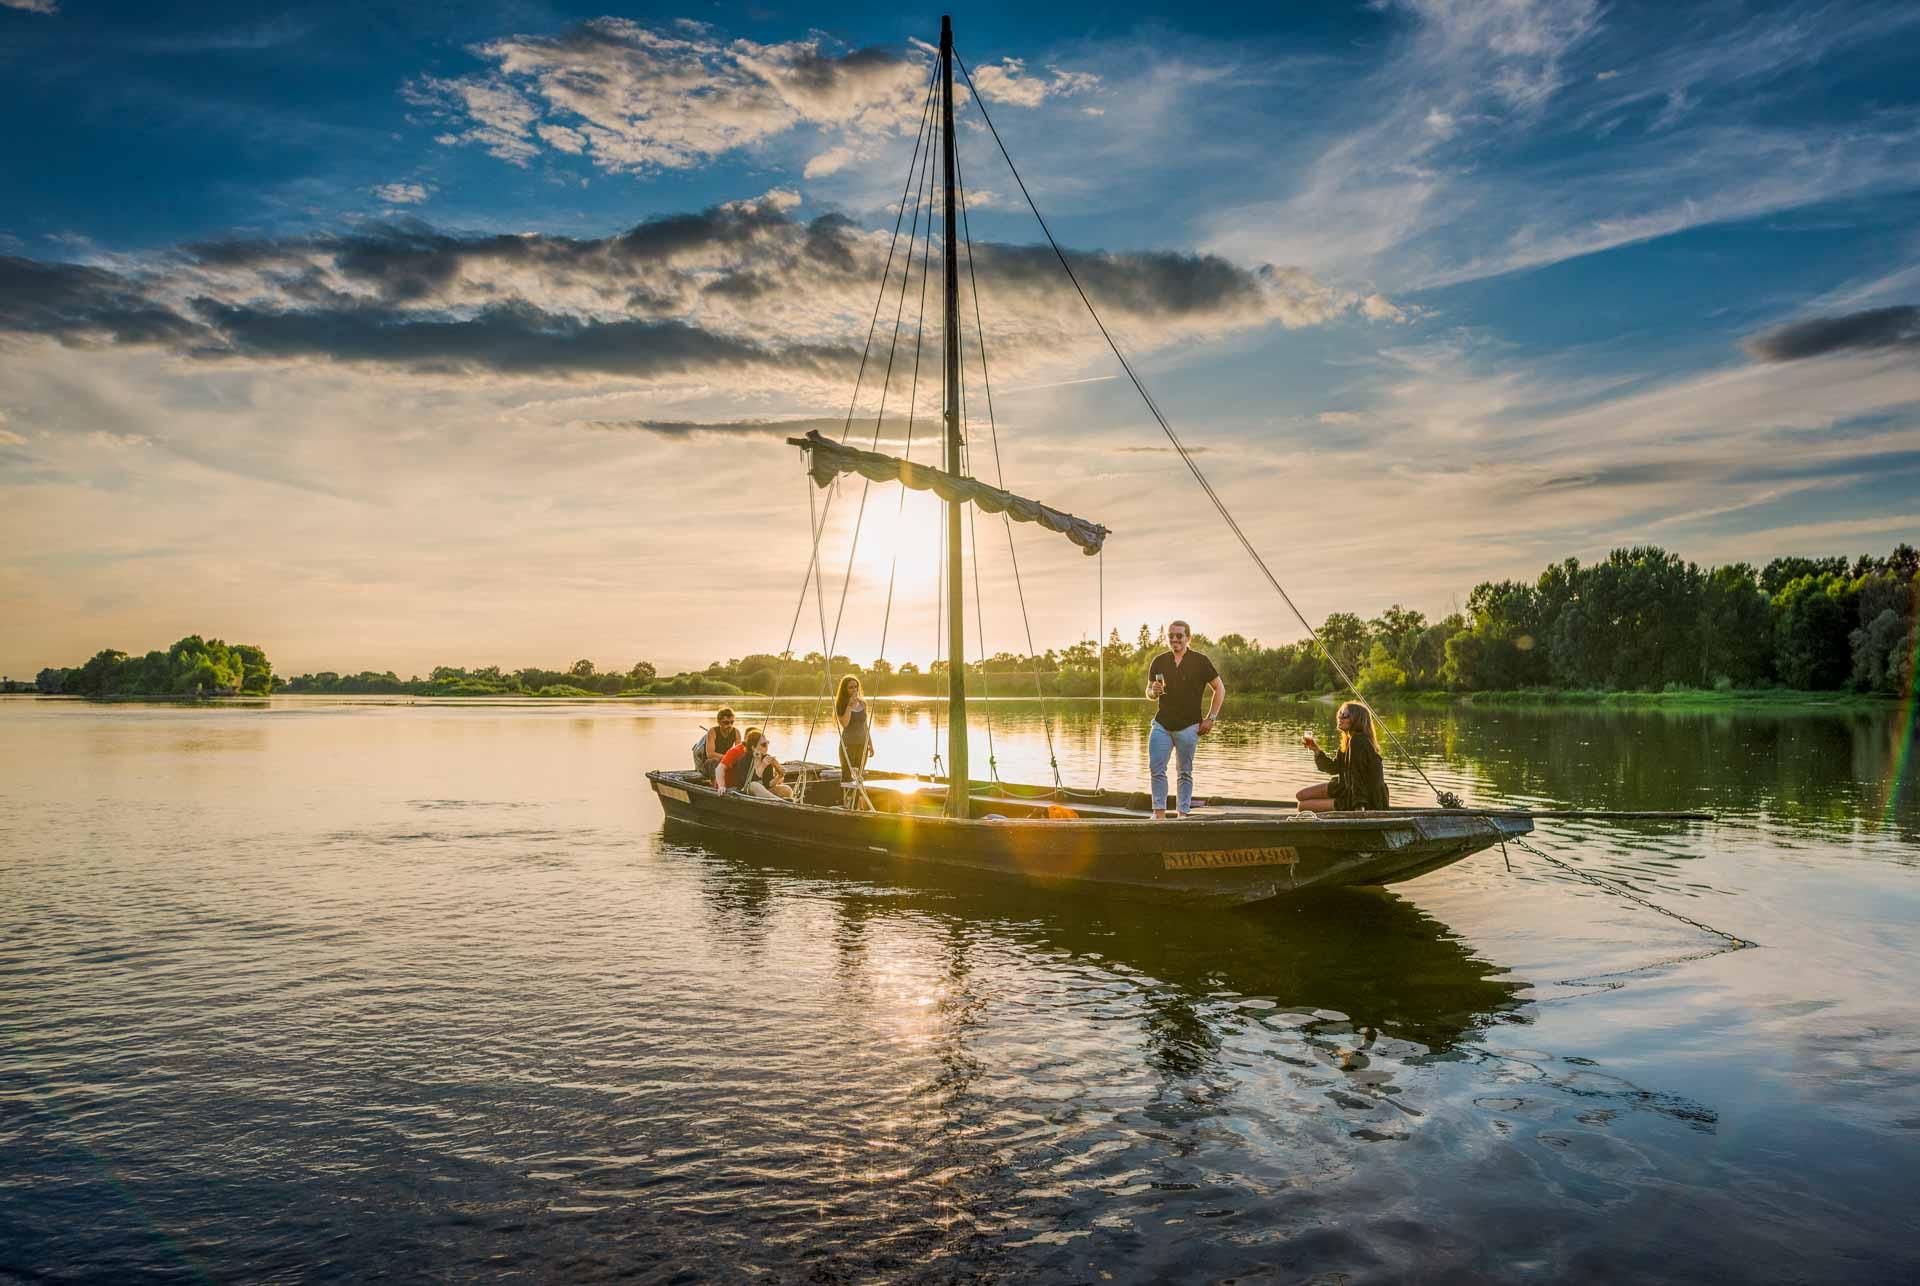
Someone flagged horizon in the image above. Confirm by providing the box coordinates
[4,1,1919,678]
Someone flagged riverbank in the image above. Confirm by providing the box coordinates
[1394,687,1900,710]
[31,686,1900,713]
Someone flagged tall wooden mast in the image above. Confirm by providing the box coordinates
[939,14,969,817]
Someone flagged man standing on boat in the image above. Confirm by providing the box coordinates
[1146,621,1224,819]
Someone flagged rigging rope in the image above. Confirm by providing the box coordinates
[953,221,999,784]
[800,475,836,765]
[876,140,940,670]
[836,68,940,447]
[954,136,1064,788]
[1095,549,1107,790]
[804,86,941,759]
[780,69,935,770]
[954,51,1455,807]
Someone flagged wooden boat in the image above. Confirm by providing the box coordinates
[649,764,1533,906]
[647,17,1703,904]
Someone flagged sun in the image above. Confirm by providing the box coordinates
[851,486,949,595]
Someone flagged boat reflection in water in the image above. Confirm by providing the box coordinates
[669,817,1526,1071]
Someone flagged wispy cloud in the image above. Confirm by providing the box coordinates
[1,0,59,14]
[372,182,432,206]
[1205,0,1920,289]
[967,57,1100,108]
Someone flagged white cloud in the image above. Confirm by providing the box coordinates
[410,18,931,174]
[1,0,59,13]
[535,123,587,154]
[371,182,431,205]
[803,145,857,179]
[411,75,543,165]
[968,58,1101,109]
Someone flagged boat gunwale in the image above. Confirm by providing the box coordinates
[644,768,1527,836]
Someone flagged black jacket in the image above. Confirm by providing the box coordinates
[1313,739,1389,810]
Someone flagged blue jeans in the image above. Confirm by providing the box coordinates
[1149,721,1199,814]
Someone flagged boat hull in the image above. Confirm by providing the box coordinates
[646,769,1528,906]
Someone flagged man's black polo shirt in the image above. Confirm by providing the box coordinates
[1148,649,1218,732]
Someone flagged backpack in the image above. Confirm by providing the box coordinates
[690,728,710,771]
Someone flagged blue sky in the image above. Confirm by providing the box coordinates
[2,0,1918,676]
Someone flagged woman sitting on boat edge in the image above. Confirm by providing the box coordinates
[1295,701,1389,813]
[716,728,794,800]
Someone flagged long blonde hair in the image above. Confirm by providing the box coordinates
[1337,701,1379,754]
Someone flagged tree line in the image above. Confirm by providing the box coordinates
[36,635,273,696]
[279,659,663,697]
[683,542,1919,701]
[34,543,1916,701]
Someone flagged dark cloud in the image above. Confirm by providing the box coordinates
[190,300,855,380]
[1744,305,1920,363]
[1538,461,1701,490]
[0,201,1372,384]
[0,256,212,348]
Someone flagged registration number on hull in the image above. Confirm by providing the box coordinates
[1165,846,1299,871]
[655,783,691,803]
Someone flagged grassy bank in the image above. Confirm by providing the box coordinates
[1394,687,1898,710]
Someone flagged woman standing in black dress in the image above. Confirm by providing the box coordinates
[1295,701,1389,813]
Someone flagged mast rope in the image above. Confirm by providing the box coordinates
[1094,549,1107,790]
[835,66,939,447]
[802,75,939,762]
[953,253,999,784]
[876,137,939,674]
[955,51,1455,807]
[800,475,837,764]
[954,134,1064,789]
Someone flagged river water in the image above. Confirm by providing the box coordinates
[3,695,1917,1282]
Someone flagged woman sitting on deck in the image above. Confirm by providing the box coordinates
[716,729,794,800]
[1295,702,1389,813]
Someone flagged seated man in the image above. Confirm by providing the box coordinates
[716,728,793,800]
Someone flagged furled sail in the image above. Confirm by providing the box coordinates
[788,430,1110,555]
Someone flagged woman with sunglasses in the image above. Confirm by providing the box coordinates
[1295,701,1389,813]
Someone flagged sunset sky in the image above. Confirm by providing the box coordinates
[3,0,1918,678]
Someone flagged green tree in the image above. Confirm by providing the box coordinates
[1697,563,1772,687]
[1315,612,1369,687]
[1772,573,1857,690]
[1761,555,1848,595]
[1356,642,1409,694]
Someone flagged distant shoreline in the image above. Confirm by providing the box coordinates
[14,688,1899,711]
